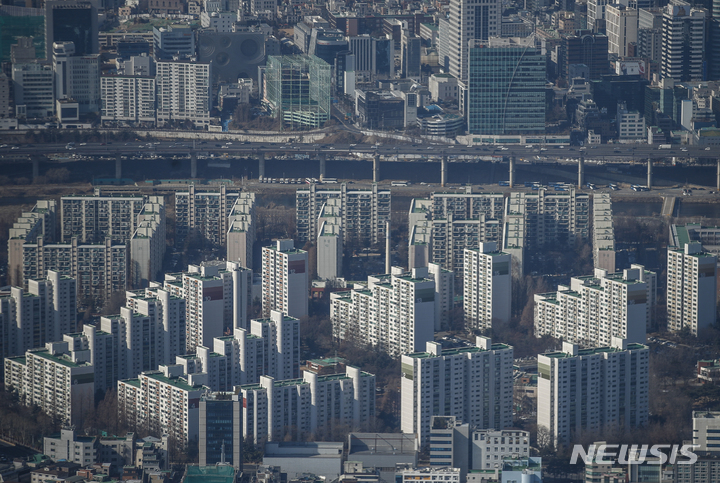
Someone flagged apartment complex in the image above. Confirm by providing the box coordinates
[239,366,375,443]
[5,341,95,426]
[261,239,309,319]
[226,192,256,270]
[534,265,656,347]
[175,185,241,246]
[537,339,649,446]
[296,183,391,246]
[7,200,57,286]
[316,199,343,280]
[592,193,615,272]
[401,337,514,445]
[155,59,211,127]
[667,242,717,335]
[330,266,439,357]
[163,261,252,350]
[463,243,511,330]
[118,364,207,445]
[60,193,146,243]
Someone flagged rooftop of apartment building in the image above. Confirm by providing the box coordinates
[142,371,202,391]
[543,343,648,358]
[30,349,91,368]
[407,342,511,359]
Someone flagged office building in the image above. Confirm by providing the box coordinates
[261,240,308,319]
[355,90,408,129]
[606,5,638,57]
[588,0,609,30]
[347,433,418,483]
[19,237,128,304]
[399,467,460,483]
[175,185,241,247]
[5,341,95,427]
[61,193,146,244]
[118,364,207,445]
[226,193,256,270]
[468,38,546,135]
[43,429,97,467]
[12,63,55,119]
[317,200,343,280]
[164,261,252,350]
[0,8,44,63]
[156,59,211,128]
[153,26,195,60]
[693,411,720,456]
[616,101,646,139]
[7,200,57,286]
[661,2,705,82]
[330,267,438,357]
[199,392,242,468]
[592,193,616,272]
[675,456,720,483]
[463,243,511,330]
[401,32,421,79]
[52,41,100,115]
[45,1,98,59]
[100,75,157,124]
[401,337,513,445]
[296,183,391,246]
[535,265,656,347]
[263,442,344,481]
[562,34,609,80]
[670,223,720,255]
[130,198,167,288]
[264,55,331,129]
[308,29,348,66]
[710,0,720,81]
[667,242,717,335]
[537,339,649,446]
[446,0,501,81]
[239,366,375,442]
[212,310,301,387]
[0,271,77,377]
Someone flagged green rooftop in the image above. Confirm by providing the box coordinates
[184,465,236,483]
[144,372,201,391]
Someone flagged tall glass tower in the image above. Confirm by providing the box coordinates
[467,38,546,135]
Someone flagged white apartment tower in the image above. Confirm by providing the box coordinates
[261,240,309,319]
[175,185,242,246]
[330,266,438,357]
[535,265,656,347]
[226,192,256,270]
[537,339,649,446]
[156,59,212,128]
[447,0,502,81]
[667,242,717,335]
[463,243,511,330]
[317,199,343,280]
[239,366,376,443]
[401,337,514,445]
[164,261,252,351]
[428,263,454,331]
[130,198,167,288]
[7,199,57,286]
[606,4,638,57]
[60,193,146,243]
[100,75,156,124]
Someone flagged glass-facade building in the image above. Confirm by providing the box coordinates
[467,38,546,135]
[265,55,331,129]
[199,394,242,468]
[0,8,45,63]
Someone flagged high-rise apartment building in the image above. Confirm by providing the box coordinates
[175,185,241,246]
[606,5,638,57]
[537,339,649,446]
[428,263,454,331]
[296,183,391,246]
[330,267,439,357]
[592,193,616,272]
[401,337,514,445]
[118,364,207,445]
[156,59,211,128]
[61,193,146,244]
[7,200,57,286]
[316,200,343,281]
[0,271,77,376]
[535,265,656,346]
[265,55,332,129]
[130,198,167,288]
[164,261,252,350]
[467,38,546,135]
[667,242,717,335]
[446,0,501,81]
[261,240,308,319]
[226,192,256,270]
[463,243,511,330]
[5,341,95,427]
[199,393,242,468]
[100,75,156,124]
[661,2,705,82]
[239,366,375,443]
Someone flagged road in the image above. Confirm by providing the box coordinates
[0,140,717,163]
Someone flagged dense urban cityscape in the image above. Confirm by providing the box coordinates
[1,0,720,480]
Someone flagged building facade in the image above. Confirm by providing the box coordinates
[261,240,309,319]
[156,60,211,128]
[667,242,717,335]
[463,243,512,330]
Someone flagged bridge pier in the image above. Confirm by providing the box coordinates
[258,155,265,180]
[509,157,515,188]
[115,153,122,179]
[441,155,447,187]
[190,152,197,178]
[319,153,326,182]
[717,159,719,191]
[647,159,653,189]
[31,157,39,181]
[578,156,585,189]
[373,154,380,183]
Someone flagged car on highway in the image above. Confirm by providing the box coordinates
[706,147,712,150]
[11,146,19,150]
